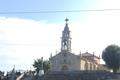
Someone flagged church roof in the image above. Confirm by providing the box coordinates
[49,51,78,60]
[82,52,93,56]
[64,24,69,32]
[82,52,100,59]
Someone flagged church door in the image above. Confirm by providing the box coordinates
[61,65,68,70]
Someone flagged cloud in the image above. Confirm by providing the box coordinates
[0,17,64,71]
[1,4,120,70]
[69,9,120,64]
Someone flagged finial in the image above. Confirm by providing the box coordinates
[93,52,95,56]
[65,18,69,24]
[50,53,52,58]
[80,51,81,54]
[80,51,82,57]
[14,65,15,69]
[56,50,58,54]
[41,57,43,61]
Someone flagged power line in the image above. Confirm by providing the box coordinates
[0,43,57,46]
[1,8,120,14]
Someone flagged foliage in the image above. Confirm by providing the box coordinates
[102,44,120,73]
[33,57,50,74]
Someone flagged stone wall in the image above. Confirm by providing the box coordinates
[50,52,80,71]
[42,70,120,80]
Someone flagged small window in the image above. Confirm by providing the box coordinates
[63,59,66,63]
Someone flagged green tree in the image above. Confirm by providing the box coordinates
[33,57,50,74]
[33,58,43,74]
[102,44,120,73]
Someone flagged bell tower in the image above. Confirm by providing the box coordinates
[61,18,71,52]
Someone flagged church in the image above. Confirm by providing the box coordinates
[49,18,100,71]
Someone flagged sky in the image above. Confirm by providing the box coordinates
[0,0,120,72]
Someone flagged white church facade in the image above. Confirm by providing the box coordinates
[49,18,100,71]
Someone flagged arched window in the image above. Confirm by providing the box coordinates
[94,65,96,70]
[84,61,88,70]
[90,63,92,70]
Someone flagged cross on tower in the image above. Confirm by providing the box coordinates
[65,18,69,24]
